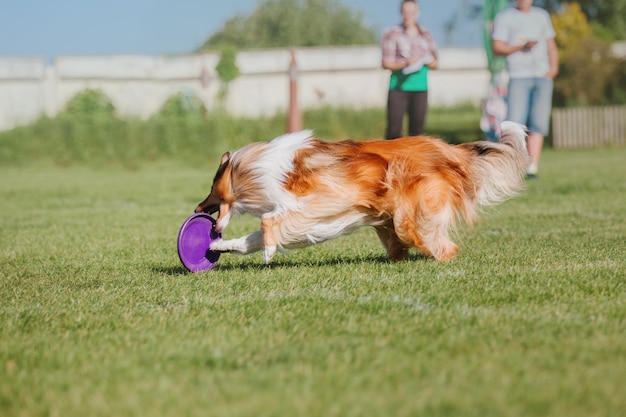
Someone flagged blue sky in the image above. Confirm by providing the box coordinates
[0,0,486,62]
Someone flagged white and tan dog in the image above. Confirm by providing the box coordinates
[195,122,529,263]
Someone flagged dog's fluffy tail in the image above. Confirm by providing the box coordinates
[464,121,530,209]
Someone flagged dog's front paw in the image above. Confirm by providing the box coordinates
[209,239,229,252]
[263,245,277,264]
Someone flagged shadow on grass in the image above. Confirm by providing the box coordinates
[153,252,430,275]
[152,265,191,275]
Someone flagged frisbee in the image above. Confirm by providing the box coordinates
[177,213,221,272]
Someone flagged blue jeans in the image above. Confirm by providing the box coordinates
[507,77,553,136]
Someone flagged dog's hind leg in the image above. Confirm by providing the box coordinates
[393,196,459,262]
[374,223,409,261]
[210,231,264,255]
[416,206,459,261]
[392,209,432,258]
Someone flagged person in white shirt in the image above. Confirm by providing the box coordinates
[492,0,559,179]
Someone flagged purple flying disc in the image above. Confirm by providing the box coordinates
[177,213,221,272]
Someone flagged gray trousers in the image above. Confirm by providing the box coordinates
[385,89,428,139]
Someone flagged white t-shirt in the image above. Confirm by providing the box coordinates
[492,7,556,78]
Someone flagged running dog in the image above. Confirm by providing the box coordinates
[195,121,529,263]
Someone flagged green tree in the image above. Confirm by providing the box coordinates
[197,0,376,51]
[551,2,592,59]
[535,0,626,40]
[562,0,626,40]
[551,3,625,106]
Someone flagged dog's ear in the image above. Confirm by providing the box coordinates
[213,151,231,183]
[220,151,231,166]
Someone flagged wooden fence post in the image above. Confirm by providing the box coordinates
[287,49,303,133]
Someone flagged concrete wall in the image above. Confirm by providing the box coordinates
[0,45,490,131]
[0,58,48,130]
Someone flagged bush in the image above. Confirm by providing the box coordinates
[0,91,481,168]
[158,91,208,119]
[553,37,626,106]
[552,3,626,106]
[38,90,122,165]
[61,88,116,117]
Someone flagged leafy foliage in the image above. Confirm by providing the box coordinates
[52,89,123,164]
[562,0,626,40]
[536,0,626,40]
[215,46,240,85]
[61,88,115,117]
[0,87,482,168]
[552,3,626,106]
[214,45,240,103]
[198,0,377,50]
[158,91,207,118]
[554,37,625,106]
[551,2,592,57]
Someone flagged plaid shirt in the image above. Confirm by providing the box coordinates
[381,24,438,65]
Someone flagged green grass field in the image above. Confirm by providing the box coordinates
[1,145,625,417]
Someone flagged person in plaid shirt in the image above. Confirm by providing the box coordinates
[381,0,438,139]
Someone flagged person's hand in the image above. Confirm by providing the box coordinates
[545,68,558,80]
[522,40,538,52]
